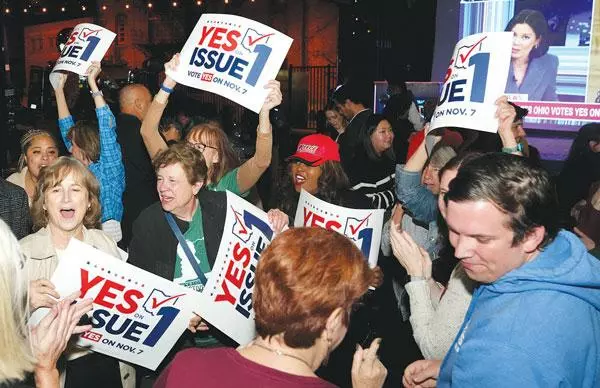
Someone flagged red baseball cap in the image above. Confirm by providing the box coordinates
[286,134,341,166]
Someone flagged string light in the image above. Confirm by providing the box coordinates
[61,6,66,11]
[4,8,9,13]
[23,8,27,13]
[102,5,107,10]
[125,4,130,9]
[81,5,86,11]
[42,7,47,12]
[172,1,177,6]
[224,0,229,4]
[147,2,153,7]
[196,0,202,5]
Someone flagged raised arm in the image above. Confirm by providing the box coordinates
[87,61,108,109]
[235,80,282,193]
[90,63,125,205]
[140,55,178,159]
[50,72,74,150]
[496,96,522,156]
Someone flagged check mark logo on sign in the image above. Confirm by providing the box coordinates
[78,28,102,42]
[232,207,248,235]
[248,33,274,46]
[349,213,371,236]
[457,36,487,66]
[151,293,186,309]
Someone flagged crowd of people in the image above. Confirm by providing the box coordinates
[0,47,599,388]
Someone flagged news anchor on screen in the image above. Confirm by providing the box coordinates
[505,9,559,101]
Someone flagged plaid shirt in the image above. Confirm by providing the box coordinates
[59,105,125,222]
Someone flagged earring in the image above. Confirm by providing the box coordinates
[322,334,333,366]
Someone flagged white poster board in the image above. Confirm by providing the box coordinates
[198,191,276,345]
[166,13,293,113]
[293,190,384,268]
[33,239,202,370]
[429,32,512,133]
[51,23,116,75]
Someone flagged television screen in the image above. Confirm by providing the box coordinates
[431,0,597,132]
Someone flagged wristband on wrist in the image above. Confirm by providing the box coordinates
[90,90,103,97]
[160,84,174,94]
[502,143,523,154]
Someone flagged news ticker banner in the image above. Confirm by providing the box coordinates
[31,239,202,371]
[430,32,512,134]
[51,23,116,75]
[509,100,600,122]
[197,191,276,345]
[293,190,384,268]
[166,13,293,113]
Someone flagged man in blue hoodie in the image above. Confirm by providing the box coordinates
[403,153,600,388]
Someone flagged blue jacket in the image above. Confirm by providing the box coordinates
[439,230,600,387]
[505,53,559,101]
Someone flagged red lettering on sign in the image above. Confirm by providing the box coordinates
[222,30,241,51]
[215,279,236,305]
[118,289,143,314]
[201,73,214,81]
[81,330,102,342]
[80,269,104,298]
[199,26,215,45]
[225,260,245,289]
[233,242,251,267]
[303,209,341,231]
[94,279,125,309]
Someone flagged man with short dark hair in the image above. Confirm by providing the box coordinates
[403,153,600,388]
[331,82,372,168]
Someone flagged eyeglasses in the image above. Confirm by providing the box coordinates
[189,142,218,153]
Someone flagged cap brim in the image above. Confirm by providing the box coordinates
[285,153,323,166]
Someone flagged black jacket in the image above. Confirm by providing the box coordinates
[116,113,160,248]
[128,190,227,280]
[0,178,31,239]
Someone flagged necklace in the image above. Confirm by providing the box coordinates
[252,342,313,371]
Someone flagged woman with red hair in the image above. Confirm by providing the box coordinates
[154,227,387,388]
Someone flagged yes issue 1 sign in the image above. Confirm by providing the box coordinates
[430,32,512,133]
[52,23,116,75]
[167,13,293,113]
[47,239,202,370]
[198,191,276,345]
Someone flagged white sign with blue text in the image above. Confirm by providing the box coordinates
[198,191,277,345]
[294,190,384,268]
[430,32,512,133]
[33,239,202,370]
[51,23,116,75]
[167,13,293,113]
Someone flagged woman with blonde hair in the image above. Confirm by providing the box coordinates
[0,219,92,388]
[7,130,60,205]
[20,157,134,388]
[140,54,281,196]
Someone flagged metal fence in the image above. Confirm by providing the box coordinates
[288,65,338,130]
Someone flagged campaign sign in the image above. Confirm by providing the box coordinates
[51,23,116,75]
[166,13,293,113]
[430,32,512,134]
[198,191,276,345]
[42,239,202,370]
[294,190,384,268]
